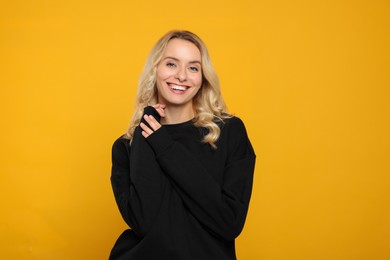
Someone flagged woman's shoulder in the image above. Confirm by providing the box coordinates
[218,115,247,133]
[218,115,254,157]
[112,134,131,151]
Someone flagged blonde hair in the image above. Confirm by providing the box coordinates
[125,30,231,149]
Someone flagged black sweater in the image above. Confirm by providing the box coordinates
[110,112,256,260]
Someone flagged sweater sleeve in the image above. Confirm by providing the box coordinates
[146,118,256,241]
[110,127,166,238]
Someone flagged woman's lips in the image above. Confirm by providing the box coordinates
[168,83,189,93]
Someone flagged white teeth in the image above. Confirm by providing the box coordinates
[169,84,188,91]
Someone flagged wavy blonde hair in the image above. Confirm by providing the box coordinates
[125,30,231,149]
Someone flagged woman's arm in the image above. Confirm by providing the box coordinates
[143,116,256,241]
[110,126,166,238]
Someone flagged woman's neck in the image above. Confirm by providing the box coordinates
[161,104,195,125]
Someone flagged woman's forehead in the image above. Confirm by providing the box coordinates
[163,39,201,61]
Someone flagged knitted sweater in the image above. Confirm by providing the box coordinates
[110,109,256,260]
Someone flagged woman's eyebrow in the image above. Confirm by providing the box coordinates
[163,56,201,65]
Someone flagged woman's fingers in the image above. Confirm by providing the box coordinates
[144,115,161,131]
[157,108,165,117]
[152,104,166,117]
[140,114,161,138]
[141,105,164,138]
[140,122,153,138]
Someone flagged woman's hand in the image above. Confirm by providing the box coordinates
[140,104,166,138]
[152,104,166,118]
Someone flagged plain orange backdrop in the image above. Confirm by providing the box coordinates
[1,0,389,259]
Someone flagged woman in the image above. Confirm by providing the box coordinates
[110,30,256,260]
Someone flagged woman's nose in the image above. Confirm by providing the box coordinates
[175,67,187,81]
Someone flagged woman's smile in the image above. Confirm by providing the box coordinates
[167,82,190,93]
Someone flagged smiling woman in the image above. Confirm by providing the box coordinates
[155,38,203,120]
[109,30,256,260]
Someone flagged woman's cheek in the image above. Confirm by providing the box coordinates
[187,73,200,85]
[157,66,172,79]
[194,75,203,88]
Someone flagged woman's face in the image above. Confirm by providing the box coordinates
[156,38,202,108]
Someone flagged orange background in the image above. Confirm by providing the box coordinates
[1,0,389,259]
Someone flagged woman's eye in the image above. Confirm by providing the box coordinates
[166,62,176,67]
[189,66,199,72]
